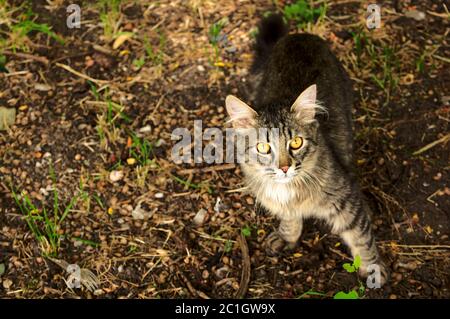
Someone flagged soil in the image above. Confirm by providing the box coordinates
[0,0,448,299]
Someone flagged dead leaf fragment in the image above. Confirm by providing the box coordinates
[0,106,16,130]
[113,33,133,50]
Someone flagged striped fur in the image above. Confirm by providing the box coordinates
[226,15,388,285]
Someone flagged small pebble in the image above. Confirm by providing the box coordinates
[2,279,13,289]
[109,170,124,182]
[245,197,254,205]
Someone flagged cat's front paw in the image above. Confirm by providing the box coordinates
[263,232,296,256]
[264,232,286,256]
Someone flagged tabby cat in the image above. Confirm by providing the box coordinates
[225,15,388,284]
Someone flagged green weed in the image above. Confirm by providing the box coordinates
[11,165,80,257]
[297,255,367,299]
[98,0,122,42]
[333,255,366,299]
[0,2,64,52]
[171,174,212,194]
[133,33,166,70]
[350,28,400,104]
[128,133,154,166]
[208,18,228,67]
[282,0,327,29]
[241,225,252,237]
[224,239,233,253]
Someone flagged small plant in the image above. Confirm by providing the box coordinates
[350,28,399,104]
[370,46,399,97]
[11,20,64,45]
[78,175,91,213]
[224,239,233,253]
[298,289,327,299]
[241,225,252,237]
[171,174,212,194]
[0,2,64,52]
[125,133,160,188]
[297,255,367,299]
[208,18,228,67]
[128,133,154,166]
[0,54,7,73]
[415,45,439,74]
[88,82,130,149]
[133,33,166,70]
[133,56,146,70]
[145,33,166,65]
[350,28,368,65]
[415,52,426,73]
[333,255,366,299]
[282,0,327,29]
[11,165,80,257]
[98,0,121,42]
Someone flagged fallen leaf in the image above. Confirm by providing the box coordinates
[126,136,132,148]
[0,106,16,130]
[113,33,133,50]
[424,225,433,234]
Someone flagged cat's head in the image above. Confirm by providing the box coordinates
[225,84,325,185]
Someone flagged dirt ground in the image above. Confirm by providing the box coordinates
[0,0,449,299]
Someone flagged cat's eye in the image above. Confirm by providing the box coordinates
[256,142,271,154]
[289,136,303,150]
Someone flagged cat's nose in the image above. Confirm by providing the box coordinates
[280,166,289,173]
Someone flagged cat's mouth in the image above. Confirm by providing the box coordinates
[262,167,297,183]
[273,175,293,183]
[273,171,296,183]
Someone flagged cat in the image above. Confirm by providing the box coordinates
[225,15,388,285]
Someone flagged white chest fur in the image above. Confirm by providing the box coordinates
[255,181,326,220]
[263,183,295,205]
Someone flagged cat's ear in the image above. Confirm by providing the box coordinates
[291,84,319,123]
[225,95,258,128]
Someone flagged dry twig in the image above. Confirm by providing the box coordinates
[235,233,251,299]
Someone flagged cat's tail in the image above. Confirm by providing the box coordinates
[251,14,288,73]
